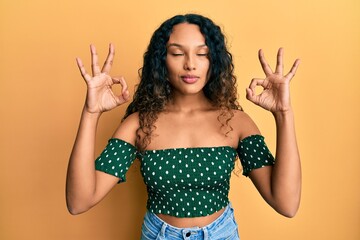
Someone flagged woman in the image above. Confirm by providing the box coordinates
[66,14,301,240]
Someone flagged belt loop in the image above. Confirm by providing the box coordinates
[203,227,209,240]
[159,223,167,238]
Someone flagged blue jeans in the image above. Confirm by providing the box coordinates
[141,203,240,240]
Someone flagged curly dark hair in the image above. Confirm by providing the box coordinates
[123,14,242,150]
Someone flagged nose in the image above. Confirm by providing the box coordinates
[184,55,196,70]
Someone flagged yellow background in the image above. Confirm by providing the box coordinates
[1,0,359,239]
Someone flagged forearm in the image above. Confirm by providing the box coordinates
[271,109,302,216]
[66,107,101,214]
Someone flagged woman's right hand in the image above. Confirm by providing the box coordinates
[76,43,130,114]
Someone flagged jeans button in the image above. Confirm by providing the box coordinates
[186,232,191,237]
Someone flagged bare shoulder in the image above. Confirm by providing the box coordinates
[231,109,261,140]
[112,112,139,146]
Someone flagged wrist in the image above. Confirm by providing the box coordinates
[272,108,294,120]
[82,106,102,119]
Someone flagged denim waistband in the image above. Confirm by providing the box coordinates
[145,202,233,239]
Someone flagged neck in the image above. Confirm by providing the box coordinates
[167,91,213,113]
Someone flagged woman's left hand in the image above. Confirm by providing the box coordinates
[246,48,300,113]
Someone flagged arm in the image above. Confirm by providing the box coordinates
[66,44,131,215]
[245,48,301,217]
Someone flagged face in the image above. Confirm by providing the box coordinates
[166,23,210,96]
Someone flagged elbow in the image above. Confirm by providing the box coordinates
[274,200,300,218]
[67,203,91,215]
[279,206,299,218]
[68,210,85,216]
[66,196,92,215]
[67,208,80,215]
[66,188,96,215]
[67,206,86,215]
[271,187,301,218]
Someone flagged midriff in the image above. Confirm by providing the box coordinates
[156,207,226,228]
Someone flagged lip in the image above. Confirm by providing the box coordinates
[181,74,199,84]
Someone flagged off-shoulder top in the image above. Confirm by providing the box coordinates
[95,135,275,217]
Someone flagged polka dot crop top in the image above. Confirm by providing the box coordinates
[95,134,275,218]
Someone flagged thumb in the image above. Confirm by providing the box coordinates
[114,83,130,105]
[121,89,130,102]
[246,88,257,104]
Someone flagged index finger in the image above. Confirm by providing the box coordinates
[285,59,300,81]
[76,57,92,82]
[101,43,115,74]
[258,49,273,76]
[90,44,101,76]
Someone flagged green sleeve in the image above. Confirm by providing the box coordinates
[95,138,137,183]
[237,135,275,177]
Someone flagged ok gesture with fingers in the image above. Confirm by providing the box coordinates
[76,44,130,114]
[246,48,300,113]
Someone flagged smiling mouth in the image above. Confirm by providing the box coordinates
[181,75,199,84]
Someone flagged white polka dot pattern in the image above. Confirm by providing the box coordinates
[95,139,137,183]
[140,146,237,218]
[94,135,274,217]
[237,135,275,177]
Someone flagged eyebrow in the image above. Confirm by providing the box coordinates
[167,43,207,48]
